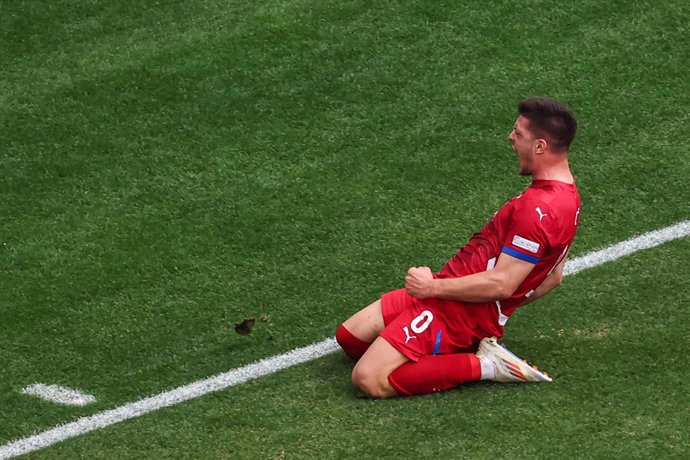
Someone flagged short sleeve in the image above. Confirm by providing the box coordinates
[500,199,550,264]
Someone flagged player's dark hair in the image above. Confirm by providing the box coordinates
[518,97,577,152]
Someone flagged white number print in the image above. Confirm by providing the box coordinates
[410,310,434,334]
[402,310,434,343]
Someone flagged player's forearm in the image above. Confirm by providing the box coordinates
[432,271,513,302]
[519,273,562,306]
[405,260,531,302]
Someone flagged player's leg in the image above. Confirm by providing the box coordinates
[351,307,483,397]
[358,302,486,397]
[351,336,410,398]
[341,299,386,344]
[336,299,385,360]
[336,289,412,361]
[387,338,554,395]
[340,292,498,397]
[387,353,482,395]
[352,343,490,397]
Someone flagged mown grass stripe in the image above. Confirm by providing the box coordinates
[1,219,689,459]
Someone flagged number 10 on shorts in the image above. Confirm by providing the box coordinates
[402,310,434,344]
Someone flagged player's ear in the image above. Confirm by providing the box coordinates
[534,138,547,154]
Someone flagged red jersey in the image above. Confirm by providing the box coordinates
[430,180,581,336]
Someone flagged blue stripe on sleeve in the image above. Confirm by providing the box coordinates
[501,246,540,264]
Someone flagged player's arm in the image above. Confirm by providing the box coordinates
[405,252,535,302]
[519,254,568,306]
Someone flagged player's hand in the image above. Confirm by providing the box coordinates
[405,266,436,299]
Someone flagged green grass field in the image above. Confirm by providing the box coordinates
[1,0,689,458]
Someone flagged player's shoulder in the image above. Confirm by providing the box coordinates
[520,185,580,235]
[521,180,579,208]
[509,195,552,228]
[511,182,578,223]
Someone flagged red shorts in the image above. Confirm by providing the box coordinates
[379,288,500,361]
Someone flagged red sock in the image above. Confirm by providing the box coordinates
[388,353,481,396]
[335,324,371,360]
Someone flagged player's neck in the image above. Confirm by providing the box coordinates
[531,156,574,184]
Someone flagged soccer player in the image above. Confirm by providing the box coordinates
[336,96,581,398]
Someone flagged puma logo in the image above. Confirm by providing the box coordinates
[535,207,548,222]
[402,326,417,344]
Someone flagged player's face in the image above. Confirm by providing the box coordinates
[508,116,538,176]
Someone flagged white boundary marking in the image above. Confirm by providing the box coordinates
[564,220,690,276]
[21,384,96,407]
[1,219,689,459]
[1,339,339,459]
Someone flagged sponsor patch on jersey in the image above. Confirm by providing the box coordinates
[512,235,540,253]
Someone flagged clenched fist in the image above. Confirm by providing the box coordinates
[405,266,436,299]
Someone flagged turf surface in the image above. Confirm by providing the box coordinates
[1,0,688,458]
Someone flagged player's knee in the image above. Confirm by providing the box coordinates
[351,365,393,398]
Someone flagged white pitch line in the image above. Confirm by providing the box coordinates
[564,219,690,276]
[21,384,96,407]
[1,219,689,459]
[1,339,339,460]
